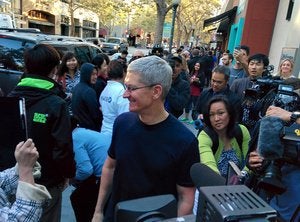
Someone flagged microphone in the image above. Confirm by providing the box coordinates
[257,116,284,159]
[257,116,286,195]
[190,163,225,188]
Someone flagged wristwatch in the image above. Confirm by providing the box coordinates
[290,111,300,123]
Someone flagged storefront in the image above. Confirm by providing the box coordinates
[28,10,55,34]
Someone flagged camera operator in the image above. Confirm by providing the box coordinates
[230,53,270,99]
[248,106,300,221]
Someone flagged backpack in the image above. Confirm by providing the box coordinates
[203,124,243,154]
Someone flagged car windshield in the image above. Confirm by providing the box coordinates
[107,38,120,44]
[0,38,35,71]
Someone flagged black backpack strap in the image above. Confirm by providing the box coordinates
[203,125,243,155]
[203,126,219,154]
[234,124,244,154]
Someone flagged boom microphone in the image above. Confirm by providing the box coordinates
[190,163,225,188]
[257,116,286,195]
[257,116,284,159]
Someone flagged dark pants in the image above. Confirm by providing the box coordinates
[185,95,200,120]
[205,70,212,87]
[70,176,100,222]
[41,186,63,222]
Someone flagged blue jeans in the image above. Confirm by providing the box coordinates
[270,163,300,221]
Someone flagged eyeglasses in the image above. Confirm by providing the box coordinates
[124,84,156,92]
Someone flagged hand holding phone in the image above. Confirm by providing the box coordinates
[234,45,241,63]
[235,45,241,50]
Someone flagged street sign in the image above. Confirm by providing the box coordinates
[163,23,171,38]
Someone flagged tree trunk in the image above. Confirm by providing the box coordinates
[154,0,182,47]
[154,12,165,45]
[175,7,181,48]
[154,0,168,46]
[69,0,75,36]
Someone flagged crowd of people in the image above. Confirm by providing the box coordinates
[0,41,299,222]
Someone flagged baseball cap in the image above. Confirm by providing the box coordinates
[167,53,182,64]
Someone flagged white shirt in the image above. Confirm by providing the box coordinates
[99,80,129,135]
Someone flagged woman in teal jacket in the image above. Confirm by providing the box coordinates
[198,95,250,177]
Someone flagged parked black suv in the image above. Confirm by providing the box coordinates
[0,29,103,96]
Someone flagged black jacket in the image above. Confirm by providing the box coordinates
[9,74,76,187]
[166,75,190,118]
[195,85,242,118]
[72,63,102,131]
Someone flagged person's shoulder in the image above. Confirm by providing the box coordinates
[202,87,212,95]
[44,90,66,104]
[199,129,213,142]
[72,81,83,91]
[173,76,188,87]
[167,116,196,139]
[232,77,245,84]
[227,90,241,104]
[115,112,135,123]
[80,84,97,96]
[231,77,246,87]
[238,124,250,136]
[179,76,190,86]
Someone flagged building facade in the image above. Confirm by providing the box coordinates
[204,0,300,77]
[1,0,99,38]
[269,0,300,77]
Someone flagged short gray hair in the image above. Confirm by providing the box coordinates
[127,55,172,99]
[212,65,231,81]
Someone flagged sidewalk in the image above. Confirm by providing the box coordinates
[61,186,76,222]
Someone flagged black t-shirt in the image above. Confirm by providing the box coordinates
[105,112,200,221]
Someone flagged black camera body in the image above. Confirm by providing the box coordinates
[243,77,300,196]
[242,77,300,129]
[256,122,300,196]
[281,123,300,166]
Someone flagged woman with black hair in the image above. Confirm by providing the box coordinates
[92,53,110,100]
[56,52,81,96]
[199,95,250,177]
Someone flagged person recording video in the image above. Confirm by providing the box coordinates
[247,106,300,221]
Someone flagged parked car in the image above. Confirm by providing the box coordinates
[48,35,85,42]
[0,30,103,96]
[85,37,106,46]
[111,52,133,64]
[100,37,129,55]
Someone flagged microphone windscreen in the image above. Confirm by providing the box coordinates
[257,116,284,159]
[284,78,300,90]
[190,163,225,188]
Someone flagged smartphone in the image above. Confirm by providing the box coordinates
[235,45,241,50]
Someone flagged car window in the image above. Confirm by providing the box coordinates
[90,45,102,59]
[51,46,69,57]
[0,38,35,71]
[74,46,91,64]
[107,38,120,44]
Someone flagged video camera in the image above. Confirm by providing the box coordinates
[244,78,283,101]
[242,76,300,197]
[257,121,300,196]
[242,77,300,129]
